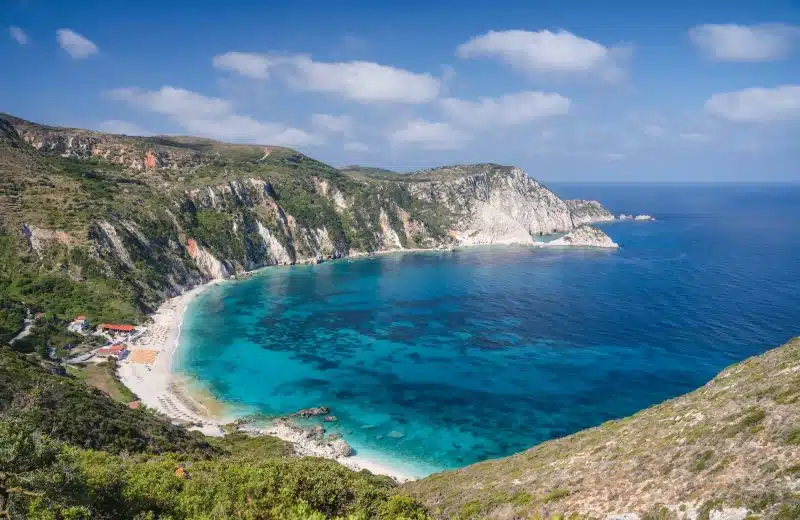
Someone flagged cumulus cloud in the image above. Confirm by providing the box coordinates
[441,91,570,127]
[311,113,353,134]
[457,29,630,81]
[211,52,440,103]
[9,26,28,45]
[97,120,150,136]
[181,115,323,147]
[344,141,369,153]
[705,85,800,122]
[389,120,469,150]
[289,56,440,103]
[56,29,98,59]
[689,24,798,61]
[212,52,274,79]
[108,85,321,147]
[108,86,231,118]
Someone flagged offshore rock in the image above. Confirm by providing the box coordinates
[292,406,330,418]
[547,225,619,248]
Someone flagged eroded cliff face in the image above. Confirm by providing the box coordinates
[2,114,620,314]
[409,167,577,245]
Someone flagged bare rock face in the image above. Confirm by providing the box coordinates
[547,225,619,248]
[329,438,352,458]
[565,200,615,226]
[408,166,576,245]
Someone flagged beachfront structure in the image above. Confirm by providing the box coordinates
[100,323,135,333]
[96,344,127,359]
[68,315,88,333]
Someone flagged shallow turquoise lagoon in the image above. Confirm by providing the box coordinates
[176,184,800,476]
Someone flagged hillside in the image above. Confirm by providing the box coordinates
[405,338,800,520]
[0,114,613,344]
[0,347,428,519]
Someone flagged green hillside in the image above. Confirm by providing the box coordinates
[0,347,428,519]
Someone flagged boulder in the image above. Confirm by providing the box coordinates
[292,406,330,418]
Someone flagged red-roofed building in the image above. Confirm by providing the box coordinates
[97,344,127,358]
[128,400,141,409]
[101,324,135,333]
[69,315,89,333]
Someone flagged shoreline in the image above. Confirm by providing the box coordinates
[117,273,420,483]
[116,234,623,483]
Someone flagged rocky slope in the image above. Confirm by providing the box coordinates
[405,338,800,520]
[566,199,616,226]
[0,114,617,326]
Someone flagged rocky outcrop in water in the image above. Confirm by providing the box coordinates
[547,225,619,248]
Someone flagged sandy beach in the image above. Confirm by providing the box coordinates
[117,277,418,483]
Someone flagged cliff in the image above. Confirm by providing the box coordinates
[0,113,615,329]
[405,338,800,520]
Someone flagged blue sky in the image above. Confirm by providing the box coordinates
[2,0,799,182]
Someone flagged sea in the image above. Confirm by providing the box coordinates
[175,183,800,477]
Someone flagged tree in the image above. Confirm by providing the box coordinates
[0,405,57,519]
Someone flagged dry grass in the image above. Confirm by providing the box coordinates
[69,362,137,404]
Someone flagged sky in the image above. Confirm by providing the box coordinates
[2,0,799,182]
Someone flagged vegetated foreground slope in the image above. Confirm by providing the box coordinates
[405,338,800,520]
[0,113,613,343]
[0,346,428,518]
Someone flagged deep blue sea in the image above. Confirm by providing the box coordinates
[176,184,800,477]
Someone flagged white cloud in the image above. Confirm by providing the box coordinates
[212,52,441,103]
[290,56,440,103]
[181,115,323,147]
[9,26,28,45]
[441,91,570,127]
[108,85,321,147]
[457,29,629,81]
[389,120,469,150]
[56,29,98,59]
[605,152,625,160]
[97,120,150,136]
[212,52,274,79]
[679,132,711,142]
[107,86,231,118]
[344,141,369,153]
[705,85,800,122]
[311,113,353,134]
[689,24,798,61]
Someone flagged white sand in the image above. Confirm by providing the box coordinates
[117,278,417,483]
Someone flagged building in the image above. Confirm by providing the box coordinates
[96,344,127,359]
[100,323,135,333]
[68,315,88,333]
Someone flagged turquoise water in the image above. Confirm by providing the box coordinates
[176,184,800,477]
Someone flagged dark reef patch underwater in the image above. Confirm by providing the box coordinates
[176,184,800,477]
